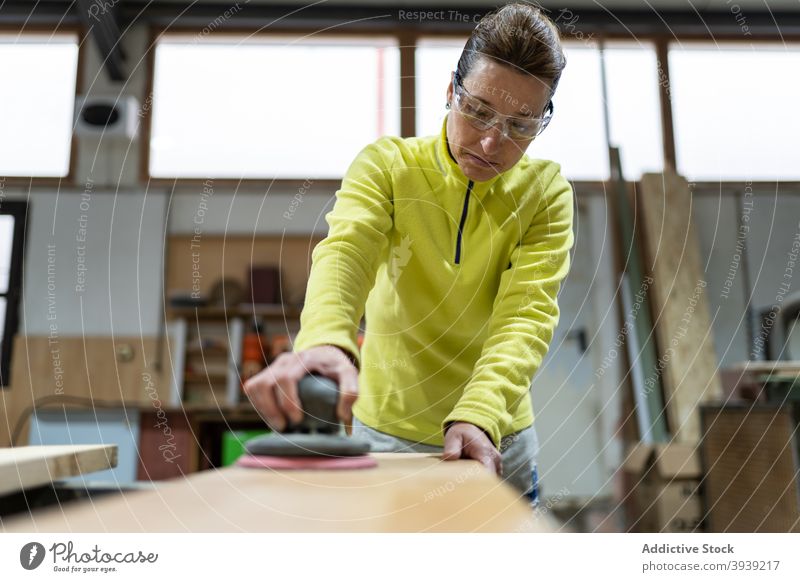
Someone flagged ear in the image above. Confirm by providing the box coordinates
[446,71,454,107]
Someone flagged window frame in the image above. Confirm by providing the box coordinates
[0,200,28,388]
[638,32,800,189]
[140,25,800,190]
[0,25,85,187]
[666,38,800,183]
[141,26,418,189]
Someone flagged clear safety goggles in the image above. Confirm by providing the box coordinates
[452,70,554,140]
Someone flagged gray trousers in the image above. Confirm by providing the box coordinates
[352,416,540,503]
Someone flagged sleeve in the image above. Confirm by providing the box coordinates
[443,170,575,447]
[292,140,395,367]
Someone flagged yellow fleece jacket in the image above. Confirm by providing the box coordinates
[293,114,574,447]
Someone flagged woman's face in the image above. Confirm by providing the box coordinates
[446,58,552,182]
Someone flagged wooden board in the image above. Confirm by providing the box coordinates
[733,360,800,376]
[639,172,723,442]
[0,444,118,496]
[2,454,554,533]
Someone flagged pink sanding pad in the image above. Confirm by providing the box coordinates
[236,454,377,470]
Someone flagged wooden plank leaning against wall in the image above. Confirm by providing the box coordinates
[638,171,723,442]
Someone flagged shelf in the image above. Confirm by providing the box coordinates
[184,373,229,384]
[183,385,234,407]
[170,304,302,320]
[165,403,258,415]
[186,347,229,356]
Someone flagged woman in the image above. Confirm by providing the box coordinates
[244,3,572,503]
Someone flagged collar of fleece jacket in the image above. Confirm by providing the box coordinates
[431,113,558,219]
[433,113,507,197]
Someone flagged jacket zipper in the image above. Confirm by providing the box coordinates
[454,180,474,264]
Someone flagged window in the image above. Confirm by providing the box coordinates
[416,39,663,181]
[532,43,607,180]
[0,201,27,387]
[415,37,465,137]
[602,42,664,179]
[149,34,400,179]
[0,33,79,177]
[669,43,800,181]
[416,38,610,178]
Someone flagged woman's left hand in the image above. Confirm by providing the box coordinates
[442,422,502,475]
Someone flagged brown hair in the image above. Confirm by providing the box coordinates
[456,3,566,100]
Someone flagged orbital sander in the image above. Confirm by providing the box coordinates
[237,374,377,470]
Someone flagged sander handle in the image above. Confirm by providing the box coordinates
[288,374,341,434]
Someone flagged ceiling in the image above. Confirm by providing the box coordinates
[2,0,796,81]
[147,0,800,9]
[2,0,800,15]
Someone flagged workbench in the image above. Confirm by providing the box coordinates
[2,453,555,532]
[732,360,800,402]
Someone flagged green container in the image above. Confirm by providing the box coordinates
[221,429,270,466]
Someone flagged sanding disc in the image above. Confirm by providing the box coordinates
[237,454,377,470]
[244,433,371,457]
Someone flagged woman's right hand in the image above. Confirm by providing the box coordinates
[242,345,359,432]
